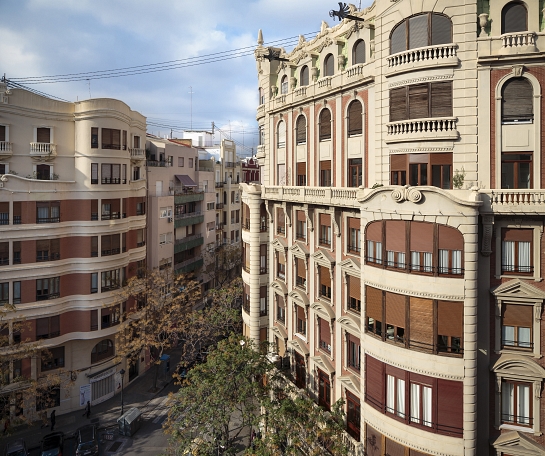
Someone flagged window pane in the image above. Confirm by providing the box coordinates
[501,382,514,422]
[410,383,420,422]
[502,325,515,346]
[518,241,531,272]
[396,378,405,418]
[518,327,531,348]
[386,375,395,413]
[518,162,531,189]
[409,14,429,49]
[517,384,530,424]
[501,162,515,189]
[502,241,515,271]
[422,386,432,427]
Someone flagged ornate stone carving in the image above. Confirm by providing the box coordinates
[512,64,524,77]
[389,74,453,88]
[311,66,319,82]
[337,55,347,71]
[481,215,494,256]
[478,13,489,37]
[289,76,297,91]
[391,186,423,204]
[313,37,333,53]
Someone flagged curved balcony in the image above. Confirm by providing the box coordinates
[386,117,458,143]
[262,185,359,208]
[30,142,56,161]
[386,44,458,76]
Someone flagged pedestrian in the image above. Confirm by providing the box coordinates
[83,401,91,419]
[50,409,56,431]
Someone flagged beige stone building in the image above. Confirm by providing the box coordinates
[242,1,545,455]
[0,82,147,416]
[145,136,215,289]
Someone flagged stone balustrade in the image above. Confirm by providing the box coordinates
[501,31,537,49]
[386,117,458,143]
[480,189,545,214]
[262,185,359,207]
[387,43,458,70]
[30,142,57,160]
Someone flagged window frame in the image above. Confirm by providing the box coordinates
[501,1,528,34]
[497,224,539,280]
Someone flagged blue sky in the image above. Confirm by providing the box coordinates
[2,0,372,155]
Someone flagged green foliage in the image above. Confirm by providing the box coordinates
[452,167,466,189]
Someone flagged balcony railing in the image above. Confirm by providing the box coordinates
[216,202,224,209]
[386,43,458,72]
[501,31,536,49]
[0,141,12,158]
[215,182,224,188]
[386,117,458,143]
[146,160,171,167]
[129,148,146,160]
[175,210,202,220]
[480,189,545,214]
[30,142,57,160]
[262,185,359,208]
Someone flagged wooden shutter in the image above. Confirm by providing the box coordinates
[319,109,332,140]
[502,78,533,121]
[297,210,306,222]
[437,379,463,437]
[438,225,463,250]
[348,101,363,136]
[408,83,429,119]
[297,162,306,176]
[410,222,434,252]
[319,318,331,344]
[409,297,433,347]
[503,304,533,327]
[431,81,453,118]
[348,217,359,230]
[438,301,463,337]
[365,356,384,411]
[390,87,407,122]
[296,116,306,144]
[37,128,50,143]
[320,213,331,227]
[300,66,309,86]
[502,3,528,34]
[366,286,383,321]
[432,14,452,45]
[353,39,365,64]
[390,21,407,54]
[385,438,405,456]
[324,54,334,76]
[408,14,429,49]
[385,220,405,252]
[366,221,382,242]
[502,228,533,242]
[390,154,407,171]
[320,266,330,287]
[348,275,360,300]
[386,292,406,328]
[296,258,305,279]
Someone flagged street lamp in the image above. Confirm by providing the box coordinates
[119,369,126,416]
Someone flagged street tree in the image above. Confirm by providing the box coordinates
[113,268,201,391]
[202,242,242,289]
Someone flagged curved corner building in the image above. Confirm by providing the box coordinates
[241,1,545,455]
[0,83,147,416]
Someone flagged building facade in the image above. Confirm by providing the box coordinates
[242,1,545,455]
[242,156,260,184]
[0,82,147,417]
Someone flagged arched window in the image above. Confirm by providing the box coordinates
[502,2,528,34]
[324,54,334,77]
[319,109,332,141]
[296,116,306,145]
[502,78,533,123]
[352,39,366,64]
[91,339,114,364]
[258,87,264,105]
[347,100,363,137]
[390,13,452,55]
[277,120,286,148]
[300,66,309,87]
[281,75,288,95]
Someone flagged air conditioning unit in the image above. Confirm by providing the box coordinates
[167,216,172,223]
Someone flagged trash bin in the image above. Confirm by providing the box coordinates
[160,354,171,374]
[117,407,142,437]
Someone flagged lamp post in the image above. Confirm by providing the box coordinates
[119,369,126,416]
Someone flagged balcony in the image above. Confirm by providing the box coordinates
[175,210,202,221]
[478,31,541,62]
[30,142,56,161]
[174,233,204,253]
[262,185,359,208]
[146,160,171,167]
[174,192,204,205]
[216,202,224,209]
[216,222,224,230]
[174,213,204,228]
[174,257,204,274]
[0,141,12,160]
[225,161,239,168]
[480,189,545,215]
[386,44,458,76]
[129,148,146,161]
[386,117,458,143]
[215,182,224,188]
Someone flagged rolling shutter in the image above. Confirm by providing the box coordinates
[385,220,406,252]
[37,128,50,143]
[432,14,452,45]
[320,266,331,287]
[501,228,533,242]
[91,200,97,217]
[385,438,405,456]
[390,21,407,54]
[386,292,406,328]
[438,225,463,251]
[502,78,533,122]
[353,39,365,64]
[91,310,98,330]
[366,221,382,242]
[390,87,407,122]
[50,238,60,258]
[437,379,463,437]
[348,217,360,230]
[437,301,463,337]
[319,318,331,345]
[300,66,309,86]
[365,356,384,411]
[324,54,334,76]
[297,210,306,222]
[348,275,360,300]
[296,116,306,144]
[101,164,111,181]
[296,258,306,279]
[503,304,533,327]
[408,83,429,119]
[502,3,528,34]
[390,154,407,172]
[319,109,332,140]
[297,305,305,321]
[36,318,49,337]
[366,286,383,321]
[277,121,286,147]
[102,235,111,253]
[0,242,8,259]
[277,251,285,265]
[409,297,433,348]
[50,315,60,336]
[408,14,429,49]
[410,222,434,252]
[112,234,120,252]
[297,162,306,177]
[320,212,331,227]
[112,164,121,182]
[348,101,363,136]
[431,81,453,118]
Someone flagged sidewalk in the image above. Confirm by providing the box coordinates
[1,348,181,452]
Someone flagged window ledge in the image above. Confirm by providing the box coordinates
[496,274,542,282]
[495,349,541,359]
[499,423,538,435]
[295,333,307,343]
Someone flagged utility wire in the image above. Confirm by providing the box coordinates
[9,32,319,84]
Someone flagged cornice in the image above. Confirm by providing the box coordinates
[388,74,453,89]
[364,279,464,302]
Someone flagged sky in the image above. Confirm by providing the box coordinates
[1,0,373,157]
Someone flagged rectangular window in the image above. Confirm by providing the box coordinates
[276,296,285,324]
[319,160,332,187]
[366,286,383,337]
[502,153,532,189]
[438,249,462,275]
[41,347,64,371]
[36,315,60,339]
[502,380,531,426]
[348,337,360,371]
[101,270,120,292]
[13,281,21,304]
[319,213,331,247]
[91,163,98,184]
[319,266,331,300]
[346,392,361,441]
[348,158,362,187]
[296,211,306,241]
[101,128,121,150]
[36,239,60,262]
[91,127,98,148]
[389,81,452,122]
[366,240,382,264]
[36,277,60,301]
[36,201,60,224]
[385,292,405,344]
[260,244,268,274]
[410,383,432,427]
[391,153,452,189]
[276,253,285,280]
[0,242,7,266]
[101,234,121,256]
[348,275,361,313]
[277,164,286,186]
[501,228,532,274]
[319,318,331,353]
[101,164,121,184]
[502,304,532,349]
[122,130,127,150]
[189,158,193,168]
[133,136,140,149]
[91,273,98,294]
[386,375,406,418]
[37,127,51,143]
[178,157,184,167]
[0,202,8,226]
[437,300,463,354]
[277,208,285,235]
[122,164,127,184]
[101,199,120,220]
[296,258,306,289]
[296,306,306,336]
[0,282,8,304]
[296,162,306,186]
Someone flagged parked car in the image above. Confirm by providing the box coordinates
[40,432,64,456]
[4,439,28,456]
[74,425,99,456]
